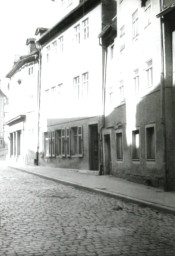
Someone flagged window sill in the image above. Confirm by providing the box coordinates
[71,154,83,158]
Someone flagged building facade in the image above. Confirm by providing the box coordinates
[37,0,117,170]
[6,39,40,165]
[99,0,175,190]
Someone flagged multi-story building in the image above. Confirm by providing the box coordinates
[99,0,175,190]
[0,85,7,159]
[37,0,117,170]
[6,39,40,165]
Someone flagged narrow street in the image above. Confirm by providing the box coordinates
[0,164,175,256]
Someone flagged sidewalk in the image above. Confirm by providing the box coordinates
[9,163,175,215]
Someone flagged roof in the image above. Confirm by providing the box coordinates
[6,51,39,78]
[6,115,26,126]
[37,0,101,46]
[156,3,175,18]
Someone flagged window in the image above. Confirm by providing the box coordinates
[28,66,33,75]
[82,18,89,40]
[74,24,80,43]
[146,126,155,160]
[61,129,66,156]
[66,128,70,156]
[120,25,125,51]
[132,130,140,160]
[44,132,55,157]
[145,0,151,27]
[133,69,139,94]
[44,132,51,157]
[46,45,50,63]
[119,80,124,102]
[52,40,57,59]
[116,132,123,160]
[56,130,61,156]
[58,36,63,53]
[51,131,55,157]
[132,9,139,39]
[71,126,83,156]
[145,59,153,88]
[73,76,80,99]
[81,72,88,98]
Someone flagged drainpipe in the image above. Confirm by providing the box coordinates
[36,47,42,166]
[99,37,108,175]
[159,0,169,190]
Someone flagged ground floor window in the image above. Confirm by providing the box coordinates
[10,130,21,157]
[70,126,83,156]
[146,125,155,160]
[44,126,83,158]
[116,132,123,160]
[132,129,140,160]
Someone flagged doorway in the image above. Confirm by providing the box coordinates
[89,124,99,170]
[104,134,111,175]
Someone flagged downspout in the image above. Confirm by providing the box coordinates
[99,37,108,175]
[159,0,169,190]
[36,47,42,166]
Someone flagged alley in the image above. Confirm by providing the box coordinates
[0,165,175,256]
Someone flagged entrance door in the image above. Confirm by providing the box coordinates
[89,124,99,170]
[104,134,111,175]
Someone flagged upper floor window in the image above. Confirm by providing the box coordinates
[56,83,63,96]
[132,9,139,39]
[52,40,57,58]
[28,66,33,76]
[82,18,89,40]
[119,80,125,102]
[74,24,80,44]
[73,76,80,99]
[144,0,151,28]
[133,69,139,94]
[120,25,125,51]
[81,72,88,98]
[145,59,153,88]
[58,36,64,53]
[46,45,50,63]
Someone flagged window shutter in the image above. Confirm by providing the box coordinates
[66,128,71,157]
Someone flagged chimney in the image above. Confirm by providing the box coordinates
[26,38,37,54]
[35,27,48,40]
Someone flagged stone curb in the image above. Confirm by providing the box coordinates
[10,166,175,216]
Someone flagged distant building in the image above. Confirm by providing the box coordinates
[6,39,40,165]
[0,87,7,159]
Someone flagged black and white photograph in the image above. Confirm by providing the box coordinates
[0,0,175,255]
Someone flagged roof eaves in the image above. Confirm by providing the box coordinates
[6,51,39,78]
[156,3,175,18]
[37,0,101,46]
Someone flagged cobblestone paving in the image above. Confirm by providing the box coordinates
[0,165,175,256]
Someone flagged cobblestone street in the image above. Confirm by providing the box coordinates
[0,165,175,256]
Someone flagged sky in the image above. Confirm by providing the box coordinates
[0,0,59,78]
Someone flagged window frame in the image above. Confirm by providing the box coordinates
[132,129,140,161]
[70,126,83,157]
[132,9,139,39]
[145,59,153,88]
[116,131,123,161]
[145,124,156,161]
